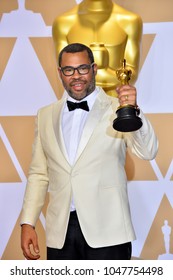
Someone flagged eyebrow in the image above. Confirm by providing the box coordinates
[61,64,90,68]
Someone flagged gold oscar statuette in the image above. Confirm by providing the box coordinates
[113,59,142,132]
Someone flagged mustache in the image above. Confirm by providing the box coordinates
[70,78,86,85]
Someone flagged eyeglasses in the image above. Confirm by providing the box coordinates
[59,63,95,76]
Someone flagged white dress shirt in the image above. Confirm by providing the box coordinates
[62,87,98,211]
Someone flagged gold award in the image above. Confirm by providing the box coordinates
[113,59,142,132]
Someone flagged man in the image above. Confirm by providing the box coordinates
[21,43,158,260]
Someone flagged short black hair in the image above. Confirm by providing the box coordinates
[58,43,94,67]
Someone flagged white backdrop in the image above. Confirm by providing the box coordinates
[0,0,173,260]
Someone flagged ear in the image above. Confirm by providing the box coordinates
[93,63,98,75]
[58,67,62,79]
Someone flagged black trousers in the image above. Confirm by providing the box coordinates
[47,211,132,260]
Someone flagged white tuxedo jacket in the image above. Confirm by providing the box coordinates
[21,87,158,249]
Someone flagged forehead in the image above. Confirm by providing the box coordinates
[61,50,90,66]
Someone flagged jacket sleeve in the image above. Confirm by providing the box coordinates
[20,110,49,227]
[124,110,159,160]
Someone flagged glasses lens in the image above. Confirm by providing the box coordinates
[62,67,74,76]
[78,65,90,74]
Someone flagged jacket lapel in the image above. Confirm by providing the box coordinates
[52,99,70,164]
[75,88,111,160]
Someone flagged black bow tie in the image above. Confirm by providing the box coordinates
[67,100,89,111]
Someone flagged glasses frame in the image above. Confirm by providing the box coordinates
[59,62,95,76]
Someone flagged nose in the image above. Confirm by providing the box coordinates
[73,68,81,77]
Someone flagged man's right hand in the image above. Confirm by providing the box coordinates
[21,224,40,260]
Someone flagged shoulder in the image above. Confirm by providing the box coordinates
[112,4,142,30]
[97,87,119,109]
[38,101,59,115]
[113,3,141,19]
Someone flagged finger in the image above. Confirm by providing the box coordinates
[23,246,40,260]
[22,239,40,260]
[33,241,40,255]
[31,232,40,254]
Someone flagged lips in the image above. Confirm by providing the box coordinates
[72,82,83,86]
[70,80,86,90]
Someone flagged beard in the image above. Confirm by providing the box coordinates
[62,75,96,100]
